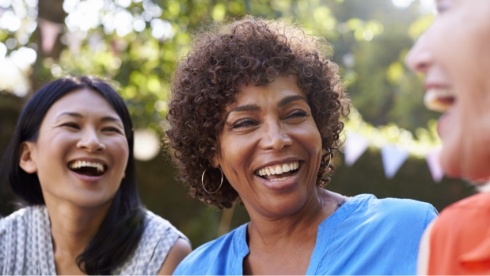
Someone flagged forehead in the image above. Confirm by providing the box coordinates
[45,88,119,119]
[234,75,303,101]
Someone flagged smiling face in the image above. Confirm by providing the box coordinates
[405,0,490,182]
[213,75,323,219]
[19,88,129,209]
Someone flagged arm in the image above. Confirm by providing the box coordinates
[158,238,192,275]
[417,220,434,275]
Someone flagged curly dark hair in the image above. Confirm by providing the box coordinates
[166,16,350,209]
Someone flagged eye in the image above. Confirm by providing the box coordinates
[287,110,308,119]
[102,126,124,134]
[231,118,258,129]
[61,122,80,129]
[435,0,452,13]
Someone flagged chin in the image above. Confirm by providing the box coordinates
[74,196,114,209]
[464,174,490,187]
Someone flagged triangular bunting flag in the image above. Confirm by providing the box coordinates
[380,144,410,179]
[426,147,444,182]
[39,18,64,54]
[343,132,369,166]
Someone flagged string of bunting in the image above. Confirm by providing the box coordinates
[341,108,444,182]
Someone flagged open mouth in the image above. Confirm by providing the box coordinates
[255,162,300,180]
[68,160,107,177]
[424,88,456,112]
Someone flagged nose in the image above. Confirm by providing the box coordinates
[259,119,293,150]
[77,129,106,152]
[405,32,432,74]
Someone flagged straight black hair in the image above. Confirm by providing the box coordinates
[0,76,145,274]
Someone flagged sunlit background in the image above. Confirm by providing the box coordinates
[2,0,476,247]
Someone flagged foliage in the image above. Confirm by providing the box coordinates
[1,0,436,131]
[2,0,464,247]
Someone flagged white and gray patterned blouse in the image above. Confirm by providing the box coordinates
[0,205,187,275]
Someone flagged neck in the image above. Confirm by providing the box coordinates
[247,188,344,246]
[45,201,111,274]
[243,189,346,275]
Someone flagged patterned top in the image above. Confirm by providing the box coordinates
[0,205,187,275]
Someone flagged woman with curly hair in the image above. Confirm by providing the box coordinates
[167,16,437,275]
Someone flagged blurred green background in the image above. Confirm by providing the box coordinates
[0,0,474,248]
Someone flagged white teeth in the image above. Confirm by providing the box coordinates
[69,160,104,173]
[273,165,281,174]
[257,162,299,177]
[424,88,455,112]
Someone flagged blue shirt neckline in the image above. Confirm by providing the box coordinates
[231,194,373,274]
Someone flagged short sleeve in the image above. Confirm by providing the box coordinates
[115,210,188,275]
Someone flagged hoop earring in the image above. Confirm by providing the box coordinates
[201,167,224,194]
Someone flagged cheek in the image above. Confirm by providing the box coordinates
[121,147,130,166]
[217,134,249,163]
[216,137,253,186]
[303,124,322,150]
[306,127,323,164]
[427,21,458,64]
[218,146,246,174]
[111,139,130,167]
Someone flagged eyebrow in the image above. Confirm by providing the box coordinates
[225,94,307,119]
[56,112,123,124]
[278,95,306,107]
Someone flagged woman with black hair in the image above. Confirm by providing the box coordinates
[0,76,190,275]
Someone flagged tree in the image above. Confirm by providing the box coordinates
[0,0,473,247]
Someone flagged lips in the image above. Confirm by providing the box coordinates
[424,87,456,112]
[68,160,107,177]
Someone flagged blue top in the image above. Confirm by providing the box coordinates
[174,194,438,275]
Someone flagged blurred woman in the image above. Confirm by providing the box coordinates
[166,16,437,275]
[406,1,490,274]
[0,76,190,275]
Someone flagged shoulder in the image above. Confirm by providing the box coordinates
[174,224,247,275]
[432,192,490,235]
[0,206,47,273]
[423,193,490,274]
[117,210,190,275]
[352,193,438,221]
[1,207,29,227]
[179,227,240,262]
[139,209,189,254]
[440,192,490,214]
[157,238,191,275]
[0,208,29,257]
[341,194,438,235]
[0,206,44,232]
[143,209,187,239]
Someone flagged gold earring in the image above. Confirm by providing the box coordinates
[201,167,224,194]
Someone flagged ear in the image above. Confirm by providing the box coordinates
[19,142,38,174]
[211,153,220,168]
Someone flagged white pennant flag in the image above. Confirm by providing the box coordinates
[343,132,370,166]
[39,19,64,54]
[381,144,410,179]
[426,147,444,182]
